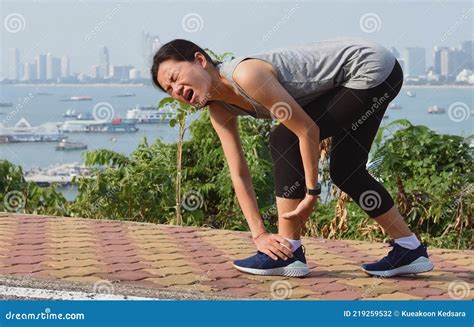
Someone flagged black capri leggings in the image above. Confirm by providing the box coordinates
[269,59,403,218]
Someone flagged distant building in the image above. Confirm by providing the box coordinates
[403,47,426,77]
[90,65,101,79]
[110,65,133,80]
[142,30,161,75]
[461,40,473,70]
[129,68,141,80]
[46,53,61,81]
[8,48,20,81]
[21,62,36,81]
[61,56,70,78]
[35,54,47,81]
[99,46,110,78]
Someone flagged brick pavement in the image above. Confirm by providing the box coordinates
[0,213,472,300]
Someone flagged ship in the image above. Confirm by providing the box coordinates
[63,109,79,118]
[55,139,88,151]
[406,91,416,97]
[113,93,136,97]
[61,117,138,133]
[61,96,93,102]
[0,118,64,143]
[126,105,176,123]
[427,105,446,114]
[389,103,402,110]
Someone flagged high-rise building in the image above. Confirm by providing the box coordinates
[110,65,133,80]
[46,53,61,81]
[8,48,20,81]
[111,65,132,80]
[439,47,466,79]
[403,47,426,77]
[21,62,32,81]
[433,46,449,75]
[142,31,161,75]
[35,54,47,81]
[99,46,110,78]
[61,56,70,78]
[91,65,100,79]
[460,40,473,70]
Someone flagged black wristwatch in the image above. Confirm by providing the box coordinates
[305,183,321,196]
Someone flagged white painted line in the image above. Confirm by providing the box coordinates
[0,285,157,300]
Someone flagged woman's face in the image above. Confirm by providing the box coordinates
[156,53,212,107]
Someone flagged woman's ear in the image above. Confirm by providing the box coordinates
[194,52,208,68]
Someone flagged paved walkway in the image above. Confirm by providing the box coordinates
[0,213,472,300]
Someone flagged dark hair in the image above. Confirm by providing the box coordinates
[150,39,220,92]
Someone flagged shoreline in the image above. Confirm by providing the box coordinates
[2,84,473,89]
[402,85,474,89]
[3,83,147,87]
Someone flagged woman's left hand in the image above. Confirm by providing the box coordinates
[281,194,318,221]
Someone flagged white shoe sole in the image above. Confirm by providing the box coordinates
[233,260,310,277]
[362,256,434,277]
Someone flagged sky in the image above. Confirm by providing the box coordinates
[1,0,473,77]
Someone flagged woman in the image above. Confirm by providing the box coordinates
[151,37,434,277]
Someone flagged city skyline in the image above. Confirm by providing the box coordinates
[4,37,473,84]
[1,0,473,78]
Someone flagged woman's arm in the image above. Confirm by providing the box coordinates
[208,103,293,259]
[232,59,320,219]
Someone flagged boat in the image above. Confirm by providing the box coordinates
[24,163,92,186]
[0,118,64,143]
[55,139,88,151]
[61,117,138,133]
[126,105,176,123]
[61,96,93,102]
[63,109,79,118]
[406,91,416,97]
[0,102,13,107]
[389,103,402,110]
[427,105,446,114]
[113,93,136,98]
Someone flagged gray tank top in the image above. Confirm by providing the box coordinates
[216,37,396,120]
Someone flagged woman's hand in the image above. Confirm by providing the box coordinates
[253,232,294,261]
[281,194,318,222]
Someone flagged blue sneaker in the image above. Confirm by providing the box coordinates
[233,245,310,277]
[362,240,434,277]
